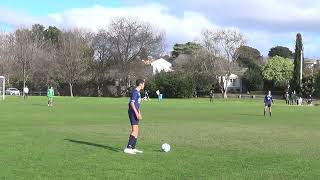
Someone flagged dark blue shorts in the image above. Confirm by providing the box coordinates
[128,110,139,125]
[265,103,272,108]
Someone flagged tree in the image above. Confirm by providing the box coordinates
[148,72,194,98]
[171,50,213,94]
[268,46,293,59]
[90,29,114,96]
[171,42,201,58]
[57,30,91,97]
[44,26,62,48]
[301,75,315,97]
[200,29,245,98]
[105,17,164,88]
[315,70,320,98]
[32,41,59,90]
[262,56,294,89]
[236,45,262,68]
[31,24,45,47]
[13,29,36,96]
[0,32,14,82]
[243,68,263,91]
[291,33,304,94]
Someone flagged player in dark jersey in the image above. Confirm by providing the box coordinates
[124,79,145,155]
[209,90,214,103]
[264,91,273,117]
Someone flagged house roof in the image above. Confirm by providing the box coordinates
[151,58,172,66]
[143,58,173,74]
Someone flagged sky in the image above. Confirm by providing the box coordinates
[1,0,320,58]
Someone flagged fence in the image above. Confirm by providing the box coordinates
[30,91,47,96]
[211,94,283,99]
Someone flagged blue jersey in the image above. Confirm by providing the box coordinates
[128,89,141,112]
[264,95,273,104]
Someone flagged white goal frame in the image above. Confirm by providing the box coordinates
[0,76,5,100]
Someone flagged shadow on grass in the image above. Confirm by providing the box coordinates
[65,139,121,152]
[237,113,264,117]
[31,103,47,107]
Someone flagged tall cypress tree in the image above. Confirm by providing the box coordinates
[291,33,303,93]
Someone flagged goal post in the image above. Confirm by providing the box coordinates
[0,76,5,100]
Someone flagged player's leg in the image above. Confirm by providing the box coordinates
[131,125,142,153]
[124,125,136,154]
[264,105,267,116]
[269,105,272,116]
[127,125,138,148]
[125,112,141,154]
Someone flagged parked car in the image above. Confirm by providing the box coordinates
[6,88,21,96]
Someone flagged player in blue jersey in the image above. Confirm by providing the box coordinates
[264,91,273,117]
[124,79,145,155]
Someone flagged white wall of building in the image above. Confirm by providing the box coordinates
[220,74,242,91]
[150,58,172,74]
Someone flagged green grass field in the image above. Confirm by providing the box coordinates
[1,96,320,180]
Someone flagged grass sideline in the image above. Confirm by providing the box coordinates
[0,96,320,179]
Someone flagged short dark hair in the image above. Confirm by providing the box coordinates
[136,79,145,86]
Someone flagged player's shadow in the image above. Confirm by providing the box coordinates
[237,113,264,117]
[65,139,121,152]
[31,103,48,107]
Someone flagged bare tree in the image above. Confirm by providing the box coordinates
[13,29,36,96]
[32,41,58,90]
[57,30,90,97]
[106,17,164,88]
[0,32,14,81]
[200,29,245,98]
[90,29,114,96]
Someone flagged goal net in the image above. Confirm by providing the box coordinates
[0,76,5,100]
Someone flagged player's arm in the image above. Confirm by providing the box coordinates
[130,102,142,120]
[130,102,139,116]
[130,92,142,119]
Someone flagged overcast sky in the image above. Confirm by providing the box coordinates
[1,0,319,58]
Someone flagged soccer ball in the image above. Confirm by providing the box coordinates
[161,143,171,152]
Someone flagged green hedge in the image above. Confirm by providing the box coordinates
[146,72,194,98]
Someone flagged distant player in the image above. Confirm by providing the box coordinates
[144,89,150,101]
[156,90,160,101]
[209,90,214,103]
[124,79,145,155]
[307,95,313,105]
[292,91,297,105]
[23,86,29,100]
[47,87,54,107]
[264,91,273,117]
[285,92,289,105]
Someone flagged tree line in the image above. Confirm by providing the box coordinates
[1,17,319,98]
[164,33,320,98]
[0,18,164,97]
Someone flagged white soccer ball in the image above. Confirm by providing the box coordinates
[161,143,171,152]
